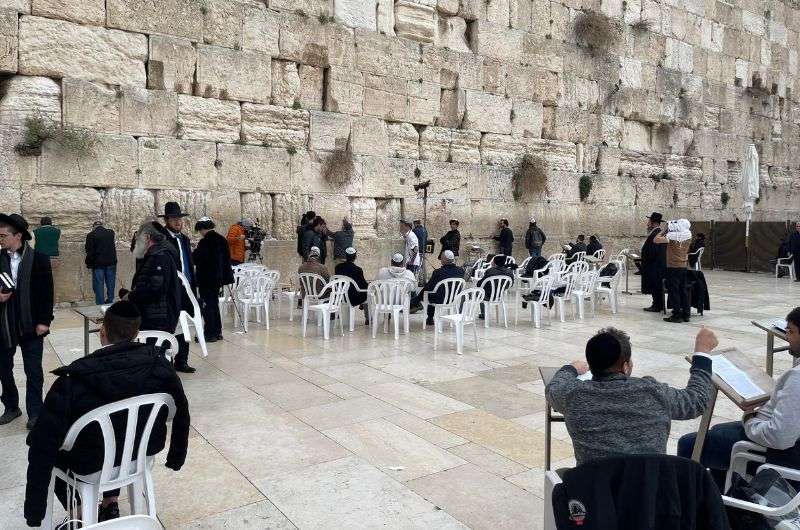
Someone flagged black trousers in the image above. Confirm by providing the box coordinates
[665,267,691,317]
[199,286,222,339]
[650,279,664,310]
[0,335,44,418]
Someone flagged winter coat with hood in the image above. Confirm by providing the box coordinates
[24,341,190,526]
[332,221,354,260]
[128,240,181,332]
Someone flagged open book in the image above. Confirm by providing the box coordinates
[711,355,764,400]
[771,319,788,333]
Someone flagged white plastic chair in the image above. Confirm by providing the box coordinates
[472,261,491,281]
[234,275,274,332]
[529,275,554,328]
[544,470,561,530]
[367,280,412,340]
[134,331,179,363]
[421,277,465,329]
[553,271,578,322]
[547,253,565,261]
[434,288,485,355]
[479,275,512,328]
[303,277,349,339]
[595,265,621,314]
[83,515,162,529]
[517,256,531,278]
[297,272,328,325]
[571,270,599,319]
[776,254,795,280]
[688,247,705,271]
[176,272,207,358]
[43,394,177,528]
[571,250,587,263]
[514,263,549,325]
[332,275,369,332]
[277,273,300,321]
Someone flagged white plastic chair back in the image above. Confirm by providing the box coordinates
[537,275,554,305]
[572,251,587,262]
[368,280,407,310]
[177,271,207,357]
[547,253,565,261]
[482,275,513,303]
[240,274,273,304]
[322,277,350,312]
[502,255,516,267]
[776,254,796,280]
[547,259,566,276]
[134,331,179,362]
[474,262,491,280]
[431,277,465,306]
[518,257,531,275]
[564,260,589,277]
[591,249,605,261]
[263,269,281,285]
[298,272,328,299]
[558,272,578,299]
[455,287,485,322]
[578,270,600,294]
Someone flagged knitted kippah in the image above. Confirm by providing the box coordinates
[105,300,141,320]
[585,333,622,373]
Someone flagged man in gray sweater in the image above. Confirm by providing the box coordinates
[546,326,716,466]
[679,306,800,484]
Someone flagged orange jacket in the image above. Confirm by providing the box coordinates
[227,224,246,262]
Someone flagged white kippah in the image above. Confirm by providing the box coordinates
[345,247,356,255]
[198,216,212,223]
[391,253,404,263]
[309,246,320,256]
[442,250,454,260]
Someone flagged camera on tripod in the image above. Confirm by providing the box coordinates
[245,220,267,261]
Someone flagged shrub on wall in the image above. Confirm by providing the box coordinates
[579,174,593,202]
[720,191,730,208]
[512,154,549,200]
[15,114,95,157]
[574,10,621,54]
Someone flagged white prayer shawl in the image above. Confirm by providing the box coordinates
[666,219,692,243]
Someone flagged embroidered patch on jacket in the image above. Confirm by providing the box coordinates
[568,499,587,526]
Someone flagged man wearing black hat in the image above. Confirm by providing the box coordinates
[545,327,715,466]
[641,212,666,312]
[0,214,54,429]
[156,202,196,373]
[24,300,190,526]
[440,219,461,258]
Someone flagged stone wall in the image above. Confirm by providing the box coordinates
[0,0,799,302]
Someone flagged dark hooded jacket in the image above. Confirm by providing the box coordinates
[128,241,181,332]
[192,230,234,290]
[24,341,190,526]
[332,221,354,260]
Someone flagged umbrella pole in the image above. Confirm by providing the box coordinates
[745,216,751,273]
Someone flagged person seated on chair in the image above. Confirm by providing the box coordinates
[688,233,706,269]
[298,246,329,299]
[24,301,190,527]
[771,238,791,276]
[376,253,417,284]
[564,235,587,264]
[586,235,603,256]
[409,250,465,326]
[334,247,369,325]
[477,255,514,320]
[678,307,800,488]
[545,326,716,466]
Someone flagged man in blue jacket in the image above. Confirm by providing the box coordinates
[410,250,464,326]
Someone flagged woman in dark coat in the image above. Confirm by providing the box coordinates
[192,218,234,342]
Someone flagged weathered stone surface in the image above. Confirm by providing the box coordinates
[177,95,241,143]
[542,107,590,144]
[138,137,217,190]
[106,0,203,41]
[40,134,137,188]
[387,122,419,159]
[437,0,458,16]
[621,120,651,152]
[376,0,394,35]
[438,15,470,52]
[310,111,351,151]
[101,188,156,240]
[279,13,354,68]
[196,45,271,103]
[512,100,543,139]
[62,79,119,134]
[664,38,694,74]
[271,0,331,17]
[242,4,280,54]
[0,185,21,214]
[298,65,324,110]
[0,9,17,73]
[351,116,388,156]
[23,186,101,241]
[148,35,196,93]
[463,91,511,134]
[19,16,148,86]
[361,156,416,197]
[363,86,406,121]
[0,1,29,13]
[407,80,439,125]
[203,0,278,54]
[241,103,309,147]
[480,133,525,166]
[506,66,561,106]
[436,88,465,128]
[395,1,436,43]
[119,87,178,137]
[272,60,301,107]
[290,148,363,195]
[350,196,377,238]
[0,75,60,126]
[470,21,523,61]
[355,29,421,79]
[0,127,38,186]
[420,126,452,162]
[31,0,103,25]
[325,67,364,115]
[335,0,377,29]
[218,144,291,193]
[450,130,481,164]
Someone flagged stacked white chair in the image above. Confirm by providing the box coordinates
[434,287,485,355]
[303,277,349,340]
[234,274,275,332]
[472,261,491,281]
[553,271,578,322]
[571,270,599,319]
[776,253,795,280]
[176,272,208,357]
[332,275,369,332]
[134,331,179,363]
[43,394,176,528]
[480,275,512,328]
[421,278,465,329]
[367,280,411,340]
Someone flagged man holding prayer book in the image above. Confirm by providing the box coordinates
[678,307,800,485]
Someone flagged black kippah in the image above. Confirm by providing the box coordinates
[105,300,141,320]
[586,333,622,373]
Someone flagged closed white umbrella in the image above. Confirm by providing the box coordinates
[742,144,760,271]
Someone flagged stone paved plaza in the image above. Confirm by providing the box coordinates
[0,270,797,529]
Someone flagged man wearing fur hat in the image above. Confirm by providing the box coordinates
[655,218,693,323]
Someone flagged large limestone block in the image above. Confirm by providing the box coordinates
[240,192,270,234]
[621,120,651,152]
[349,196,377,238]
[217,144,291,192]
[0,75,60,126]
[290,148,363,195]
[438,15,470,52]
[325,67,364,115]
[350,116,388,156]
[407,80,439,125]
[422,42,480,90]
[0,1,29,13]
[23,186,101,241]
[298,65,324,110]
[363,87,407,121]
[120,87,178,137]
[463,91,511,134]
[106,0,202,41]
[203,0,279,54]
[279,13,354,69]
[387,122,419,159]
[40,134,137,188]
[542,107,589,144]
[0,185,21,213]
[148,35,196,93]
[436,88,465,128]
[470,21,523,61]
[242,4,280,54]
[207,190,247,229]
[271,0,331,17]
[415,161,472,201]
[377,0,395,35]
[506,66,561,106]
[310,111,351,151]
[450,129,480,164]
[361,156,416,197]
[527,139,576,172]
[335,0,377,29]
[101,188,156,239]
[395,1,436,43]
[0,9,17,73]
[138,137,217,190]
[483,0,509,25]
[420,126,452,162]
[19,16,147,87]
[272,193,311,240]
[480,133,524,166]
[664,38,694,74]
[62,79,119,134]
[512,100,543,138]
[241,103,309,147]
[177,95,241,143]
[272,60,301,107]
[437,0,458,15]
[197,45,271,103]
[31,0,103,24]
[0,127,37,186]
[355,29,421,79]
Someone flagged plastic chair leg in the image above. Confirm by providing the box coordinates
[302,303,308,337]
[393,308,400,340]
[502,302,508,328]
[349,306,356,332]
[455,322,464,355]
[484,302,490,328]
[422,303,429,329]
[322,311,330,340]
[80,482,100,525]
[264,301,270,330]
[473,323,479,351]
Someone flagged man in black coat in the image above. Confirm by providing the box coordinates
[334,247,369,325]
[85,220,118,305]
[296,210,316,258]
[493,218,514,257]
[192,217,234,343]
[477,254,514,319]
[24,301,190,526]
[790,221,800,282]
[0,214,54,429]
[439,219,461,258]
[410,250,465,326]
[524,218,546,258]
[301,217,328,263]
[641,212,667,312]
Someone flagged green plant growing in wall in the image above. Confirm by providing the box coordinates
[579,174,593,202]
[574,10,621,54]
[15,114,95,157]
[512,154,549,201]
[720,191,730,208]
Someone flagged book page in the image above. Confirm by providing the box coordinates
[712,355,764,400]
[578,371,592,382]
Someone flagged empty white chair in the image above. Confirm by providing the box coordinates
[43,394,176,528]
[134,331,179,363]
[776,254,795,280]
[176,272,207,358]
[571,270,599,319]
[421,278,465,329]
[529,275,554,328]
[553,271,578,322]
[83,515,162,529]
[367,280,411,340]
[234,275,274,332]
[595,265,621,314]
[277,273,301,321]
[479,275,513,328]
[434,288,485,355]
[333,275,369,332]
[303,277,349,340]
